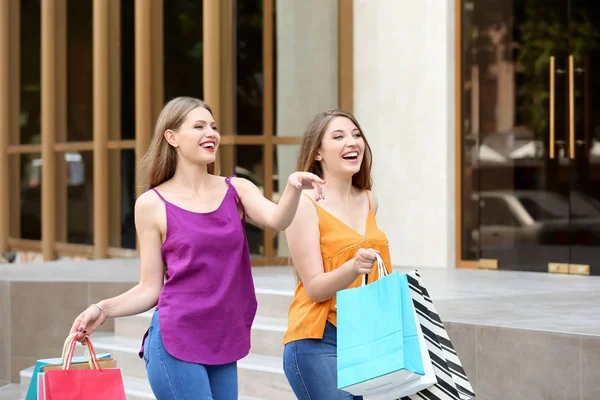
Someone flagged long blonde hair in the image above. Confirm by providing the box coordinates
[137,96,215,191]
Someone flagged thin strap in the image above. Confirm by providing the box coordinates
[365,190,373,211]
[151,188,168,203]
[302,192,318,206]
[225,175,246,224]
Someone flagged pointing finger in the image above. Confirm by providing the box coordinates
[313,175,326,184]
[312,182,324,201]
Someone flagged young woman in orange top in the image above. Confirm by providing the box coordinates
[282,110,392,399]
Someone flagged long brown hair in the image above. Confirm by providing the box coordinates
[297,110,373,190]
[137,96,215,191]
[289,110,374,276]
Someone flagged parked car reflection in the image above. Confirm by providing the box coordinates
[471,190,600,271]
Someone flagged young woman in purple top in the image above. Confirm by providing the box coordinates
[68,96,324,399]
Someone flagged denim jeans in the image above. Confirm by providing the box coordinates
[144,310,238,400]
[283,322,363,400]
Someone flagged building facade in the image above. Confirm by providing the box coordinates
[1,0,599,275]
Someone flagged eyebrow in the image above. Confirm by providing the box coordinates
[192,120,216,125]
[330,129,359,135]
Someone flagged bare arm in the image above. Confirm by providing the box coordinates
[97,192,165,317]
[70,191,166,336]
[232,173,324,232]
[286,196,378,303]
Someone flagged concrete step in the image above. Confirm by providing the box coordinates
[256,288,293,320]
[114,287,293,340]
[20,366,268,400]
[237,354,294,400]
[114,311,152,340]
[0,384,21,400]
[116,313,287,358]
[251,316,287,358]
[91,335,146,379]
[90,335,292,399]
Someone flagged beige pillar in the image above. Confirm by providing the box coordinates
[219,0,234,177]
[135,0,152,197]
[151,0,164,122]
[338,0,353,113]
[55,0,67,243]
[108,0,122,248]
[203,0,221,124]
[93,0,110,258]
[41,0,57,260]
[353,0,456,268]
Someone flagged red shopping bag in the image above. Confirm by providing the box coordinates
[42,334,126,400]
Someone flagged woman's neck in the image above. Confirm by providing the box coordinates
[170,161,211,193]
[321,174,356,202]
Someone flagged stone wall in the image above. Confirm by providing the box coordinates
[0,259,139,384]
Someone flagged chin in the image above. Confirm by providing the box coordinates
[338,166,361,178]
[195,155,217,166]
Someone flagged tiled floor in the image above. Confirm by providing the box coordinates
[0,384,20,400]
[3,257,600,336]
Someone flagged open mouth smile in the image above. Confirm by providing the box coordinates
[200,141,216,152]
[342,151,359,161]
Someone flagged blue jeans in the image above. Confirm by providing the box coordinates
[283,322,363,400]
[144,310,238,400]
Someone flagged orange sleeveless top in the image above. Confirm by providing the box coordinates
[282,191,392,344]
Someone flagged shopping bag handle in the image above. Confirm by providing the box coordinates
[361,253,389,286]
[60,333,93,369]
[61,333,102,372]
[60,332,98,370]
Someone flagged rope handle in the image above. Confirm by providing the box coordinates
[361,253,389,286]
[61,333,102,372]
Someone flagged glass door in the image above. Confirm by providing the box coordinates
[568,0,600,275]
[469,0,573,272]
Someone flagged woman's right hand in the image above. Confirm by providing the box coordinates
[351,248,380,275]
[69,305,106,342]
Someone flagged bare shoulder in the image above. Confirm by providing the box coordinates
[367,190,379,214]
[135,189,164,212]
[228,176,254,193]
[295,191,319,218]
[135,190,165,226]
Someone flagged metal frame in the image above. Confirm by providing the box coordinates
[1,0,353,266]
[455,0,477,269]
[0,1,10,254]
[453,0,491,269]
[8,0,20,241]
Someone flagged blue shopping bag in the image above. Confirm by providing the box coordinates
[25,352,111,400]
[337,261,424,396]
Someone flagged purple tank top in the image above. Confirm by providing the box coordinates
[138,176,257,365]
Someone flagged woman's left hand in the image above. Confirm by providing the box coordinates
[288,172,325,201]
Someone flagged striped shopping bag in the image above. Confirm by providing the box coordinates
[400,271,475,400]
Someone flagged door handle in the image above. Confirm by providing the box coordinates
[569,55,575,159]
[550,56,555,159]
